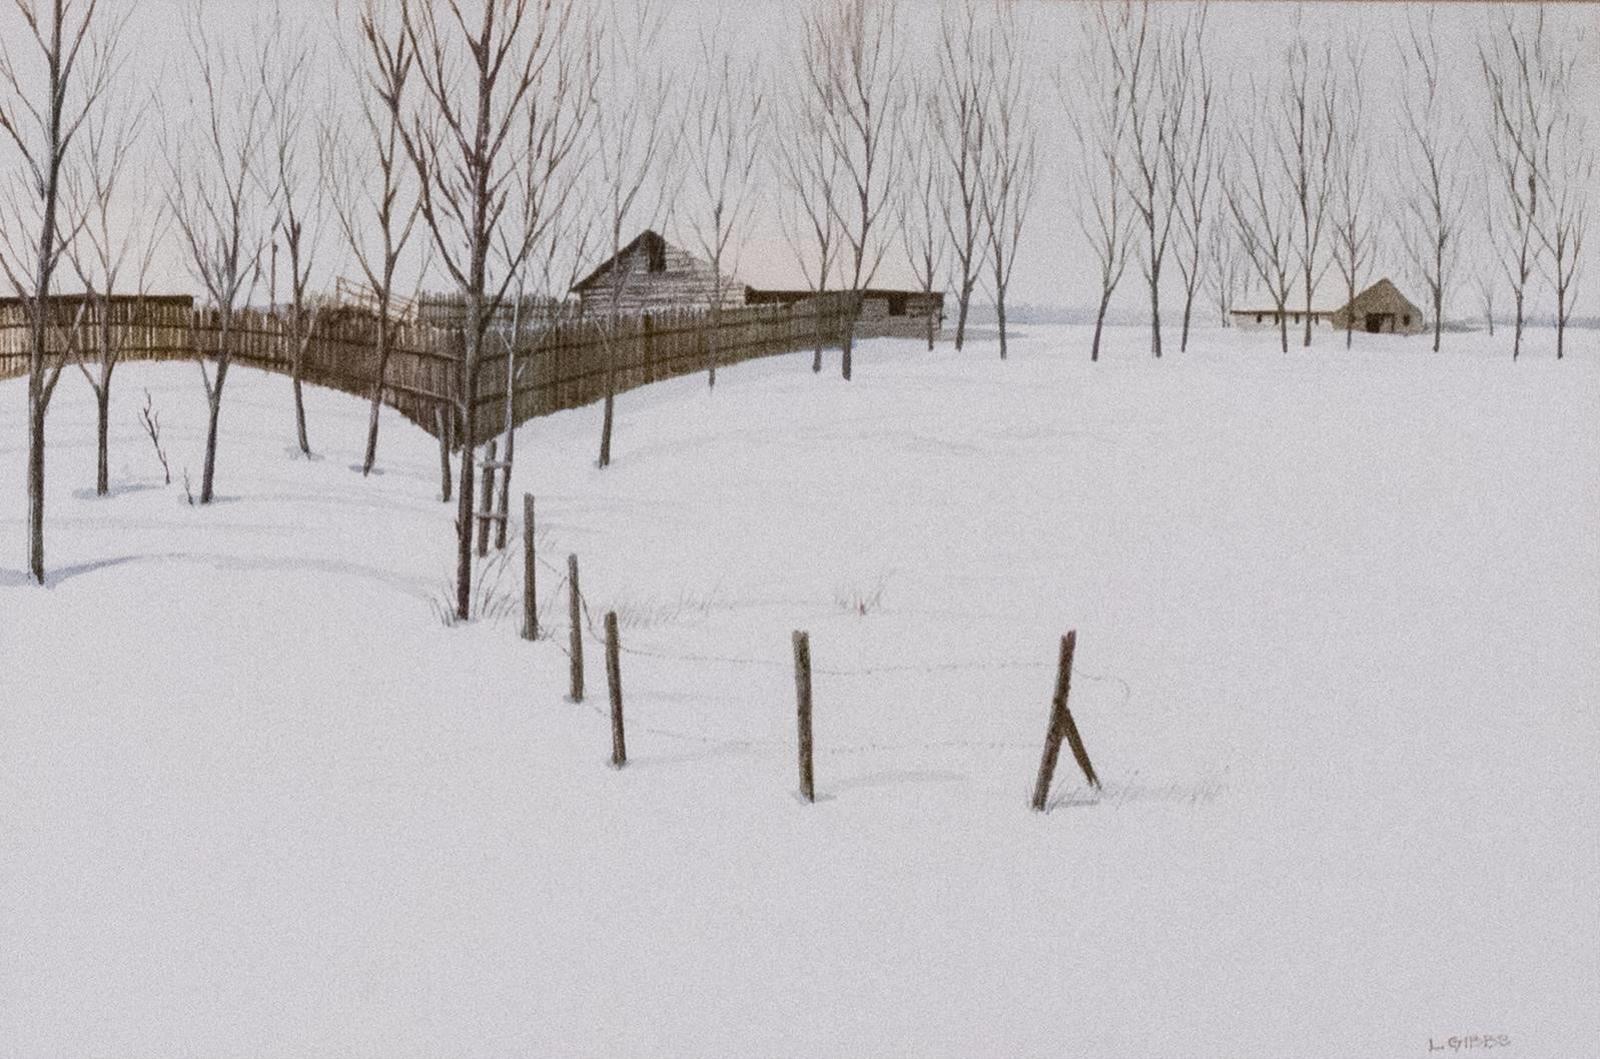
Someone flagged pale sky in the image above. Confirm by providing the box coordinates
[4,0,1597,319]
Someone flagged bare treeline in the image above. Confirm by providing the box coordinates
[1,0,1593,593]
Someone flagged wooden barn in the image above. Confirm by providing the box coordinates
[1330,278,1425,335]
[570,230,747,316]
[746,287,945,340]
[1229,278,1425,336]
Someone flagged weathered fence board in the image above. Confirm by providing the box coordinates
[0,292,868,443]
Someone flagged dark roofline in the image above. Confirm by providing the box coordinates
[570,229,667,294]
[0,292,195,309]
[747,287,945,302]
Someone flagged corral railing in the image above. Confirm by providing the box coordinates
[0,293,871,443]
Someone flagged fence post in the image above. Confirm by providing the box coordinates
[476,439,497,557]
[793,630,815,803]
[643,312,655,383]
[521,494,538,641]
[567,553,584,702]
[606,611,626,768]
[1031,631,1099,811]
[435,404,452,503]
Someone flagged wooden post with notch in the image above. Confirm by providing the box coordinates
[1031,631,1100,811]
[521,493,537,641]
[606,611,626,768]
[567,554,584,702]
[793,630,815,803]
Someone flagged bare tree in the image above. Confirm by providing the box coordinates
[1479,8,1587,359]
[1472,266,1497,337]
[801,0,903,381]
[774,81,841,374]
[592,0,675,470]
[335,0,422,477]
[1278,32,1335,349]
[487,14,596,544]
[1204,218,1246,329]
[897,75,946,353]
[1166,12,1214,354]
[1398,9,1464,354]
[1328,38,1376,351]
[66,88,164,497]
[1224,91,1296,355]
[979,2,1036,363]
[934,0,987,352]
[1111,0,1190,359]
[1064,1,1134,362]
[1539,125,1591,360]
[262,2,323,457]
[161,9,275,506]
[684,23,762,389]
[0,0,116,583]
[393,0,580,621]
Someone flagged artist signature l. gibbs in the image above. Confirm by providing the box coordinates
[1427,1034,1512,1052]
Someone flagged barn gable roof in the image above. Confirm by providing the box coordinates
[1340,278,1421,318]
[570,230,672,293]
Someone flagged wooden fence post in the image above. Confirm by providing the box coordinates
[1031,631,1099,811]
[606,611,626,768]
[521,494,538,641]
[643,312,655,383]
[793,630,815,803]
[567,553,584,702]
[435,404,452,503]
[476,439,497,556]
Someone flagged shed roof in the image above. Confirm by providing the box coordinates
[1340,278,1421,318]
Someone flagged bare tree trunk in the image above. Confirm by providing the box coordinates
[1090,289,1111,363]
[996,296,1008,361]
[95,384,110,495]
[1512,291,1524,361]
[292,372,310,454]
[1278,312,1289,355]
[362,316,391,476]
[599,386,615,467]
[1303,278,1313,347]
[1149,260,1163,359]
[201,378,226,504]
[454,428,475,618]
[1556,289,1565,360]
[1180,289,1195,353]
[27,400,45,581]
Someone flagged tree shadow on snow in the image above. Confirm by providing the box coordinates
[70,482,163,501]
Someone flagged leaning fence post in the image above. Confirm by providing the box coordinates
[606,611,626,768]
[567,554,584,702]
[521,493,538,641]
[793,630,815,803]
[1031,631,1099,811]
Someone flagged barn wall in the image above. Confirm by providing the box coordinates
[578,244,744,317]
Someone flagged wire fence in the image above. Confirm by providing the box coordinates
[509,543,1131,770]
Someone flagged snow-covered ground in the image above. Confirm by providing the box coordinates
[3,325,1597,1058]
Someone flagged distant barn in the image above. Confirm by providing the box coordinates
[1330,278,1425,335]
[1231,278,1425,336]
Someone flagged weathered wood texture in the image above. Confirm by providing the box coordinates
[0,293,874,445]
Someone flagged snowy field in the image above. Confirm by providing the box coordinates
[2,324,1597,1058]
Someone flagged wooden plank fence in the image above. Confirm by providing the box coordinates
[0,293,862,443]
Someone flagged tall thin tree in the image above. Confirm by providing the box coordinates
[393,0,580,620]
[0,0,117,583]
[800,0,903,381]
[161,8,276,506]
